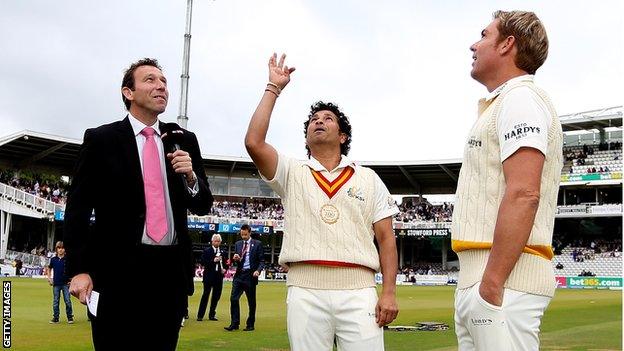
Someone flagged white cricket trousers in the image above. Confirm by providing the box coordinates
[286,286,384,351]
[454,282,551,351]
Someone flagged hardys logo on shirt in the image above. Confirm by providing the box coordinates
[467,137,482,148]
[504,123,541,141]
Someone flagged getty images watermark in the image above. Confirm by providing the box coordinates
[2,281,10,348]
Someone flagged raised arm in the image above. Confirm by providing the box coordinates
[244,53,296,180]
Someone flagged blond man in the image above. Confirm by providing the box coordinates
[451,11,563,350]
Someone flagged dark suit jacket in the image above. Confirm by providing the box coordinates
[201,246,226,281]
[64,116,213,297]
[233,239,264,284]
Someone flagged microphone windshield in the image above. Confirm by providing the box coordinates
[161,123,185,149]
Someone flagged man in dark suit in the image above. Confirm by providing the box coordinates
[64,58,213,351]
[197,233,226,321]
[224,224,264,332]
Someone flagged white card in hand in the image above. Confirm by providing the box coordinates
[86,290,100,317]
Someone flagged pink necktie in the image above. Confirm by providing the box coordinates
[141,127,167,243]
[241,241,249,264]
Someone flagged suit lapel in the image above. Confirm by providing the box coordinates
[118,116,144,198]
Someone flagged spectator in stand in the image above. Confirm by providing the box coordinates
[47,241,74,324]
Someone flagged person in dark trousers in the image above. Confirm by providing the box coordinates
[197,233,226,321]
[64,58,213,351]
[224,225,264,331]
[47,241,74,324]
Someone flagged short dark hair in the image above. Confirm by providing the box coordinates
[240,224,251,232]
[304,101,352,158]
[121,58,162,110]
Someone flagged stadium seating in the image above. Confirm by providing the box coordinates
[564,147,623,175]
[553,247,622,277]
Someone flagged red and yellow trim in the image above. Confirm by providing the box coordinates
[451,239,554,261]
[311,166,354,199]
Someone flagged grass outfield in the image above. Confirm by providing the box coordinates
[9,278,622,351]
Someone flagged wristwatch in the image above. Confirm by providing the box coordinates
[186,171,197,184]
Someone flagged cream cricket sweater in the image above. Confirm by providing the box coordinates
[277,159,381,289]
[451,80,563,297]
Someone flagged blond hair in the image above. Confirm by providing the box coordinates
[493,10,548,74]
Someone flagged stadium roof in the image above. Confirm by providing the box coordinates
[202,155,463,195]
[0,130,82,173]
[559,106,622,132]
[0,130,461,194]
[0,105,620,194]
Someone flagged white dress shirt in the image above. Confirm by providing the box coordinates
[128,114,198,245]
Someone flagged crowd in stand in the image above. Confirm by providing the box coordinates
[564,141,623,160]
[553,237,622,261]
[9,244,55,259]
[564,144,595,162]
[598,141,622,151]
[0,169,68,204]
[577,239,621,256]
[394,202,454,223]
[571,248,591,262]
[399,264,456,276]
[565,142,622,171]
[209,199,285,220]
[28,245,55,258]
[575,166,611,174]
[207,198,456,224]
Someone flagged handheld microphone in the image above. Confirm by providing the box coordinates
[160,122,189,188]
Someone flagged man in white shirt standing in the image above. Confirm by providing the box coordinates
[451,11,563,351]
[244,53,399,351]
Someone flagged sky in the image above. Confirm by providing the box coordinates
[1,0,622,162]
